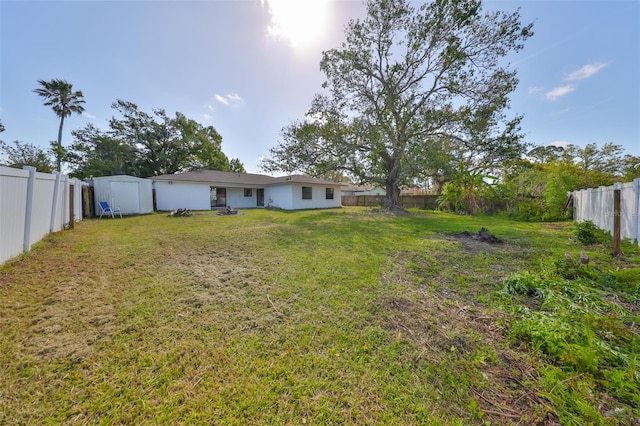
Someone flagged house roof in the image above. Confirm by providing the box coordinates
[270,175,343,186]
[151,170,342,187]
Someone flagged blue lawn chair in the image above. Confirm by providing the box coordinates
[98,201,122,218]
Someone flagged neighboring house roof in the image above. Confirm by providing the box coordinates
[341,183,431,195]
[151,170,342,187]
[341,184,379,192]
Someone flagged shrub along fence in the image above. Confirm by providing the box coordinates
[342,194,439,209]
[0,165,83,266]
[570,178,640,246]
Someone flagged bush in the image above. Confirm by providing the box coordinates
[573,220,603,245]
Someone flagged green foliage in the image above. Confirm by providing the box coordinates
[497,143,633,221]
[0,140,54,173]
[33,79,86,171]
[262,0,532,210]
[229,158,246,173]
[438,165,497,215]
[501,252,640,422]
[66,100,242,179]
[573,220,604,245]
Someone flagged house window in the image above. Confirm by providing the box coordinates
[244,188,252,197]
[326,188,334,199]
[302,186,312,200]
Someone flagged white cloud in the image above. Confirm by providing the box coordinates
[550,140,571,148]
[564,62,608,81]
[82,112,96,119]
[545,85,575,101]
[203,113,212,120]
[227,93,243,103]
[528,86,544,95]
[206,104,215,112]
[214,94,228,105]
[214,93,244,106]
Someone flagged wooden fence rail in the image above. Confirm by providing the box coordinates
[341,194,439,209]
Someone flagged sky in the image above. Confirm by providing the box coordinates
[1,0,639,174]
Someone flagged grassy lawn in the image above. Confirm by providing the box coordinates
[0,208,638,424]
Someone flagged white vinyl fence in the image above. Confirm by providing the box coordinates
[1,165,83,265]
[570,178,640,245]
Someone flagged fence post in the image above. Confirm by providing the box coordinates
[82,185,90,217]
[22,166,36,253]
[63,174,69,228]
[69,184,75,229]
[613,183,622,257]
[634,178,640,245]
[50,171,61,232]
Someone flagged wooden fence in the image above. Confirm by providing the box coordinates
[0,165,83,265]
[342,194,439,209]
[570,178,640,246]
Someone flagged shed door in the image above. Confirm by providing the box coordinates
[111,182,140,214]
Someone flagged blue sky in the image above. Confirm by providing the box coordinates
[1,0,638,174]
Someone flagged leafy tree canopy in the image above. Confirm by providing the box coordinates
[66,100,244,179]
[262,0,533,210]
[0,140,54,173]
[498,142,637,221]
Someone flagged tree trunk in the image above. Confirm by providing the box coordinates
[383,182,403,211]
[56,115,65,172]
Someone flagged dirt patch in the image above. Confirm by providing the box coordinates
[376,251,556,424]
[437,230,510,254]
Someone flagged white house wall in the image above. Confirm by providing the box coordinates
[290,184,341,210]
[153,178,342,211]
[264,184,341,210]
[226,187,262,209]
[265,185,294,210]
[154,181,210,211]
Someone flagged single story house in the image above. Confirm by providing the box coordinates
[151,170,343,211]
[341,184,386,197]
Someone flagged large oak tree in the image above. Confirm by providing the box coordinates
[262,0,533,210]
[66,100,244,179]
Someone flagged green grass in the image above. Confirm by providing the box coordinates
[0,208,638,424]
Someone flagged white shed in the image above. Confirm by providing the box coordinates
[92,175,154,215]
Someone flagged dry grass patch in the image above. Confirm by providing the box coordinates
[376,247,554,424]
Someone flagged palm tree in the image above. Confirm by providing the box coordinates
[33,79,86,171]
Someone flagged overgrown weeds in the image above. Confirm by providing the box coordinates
[501,250,639,424]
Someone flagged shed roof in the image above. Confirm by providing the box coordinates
[92,174,151,183]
